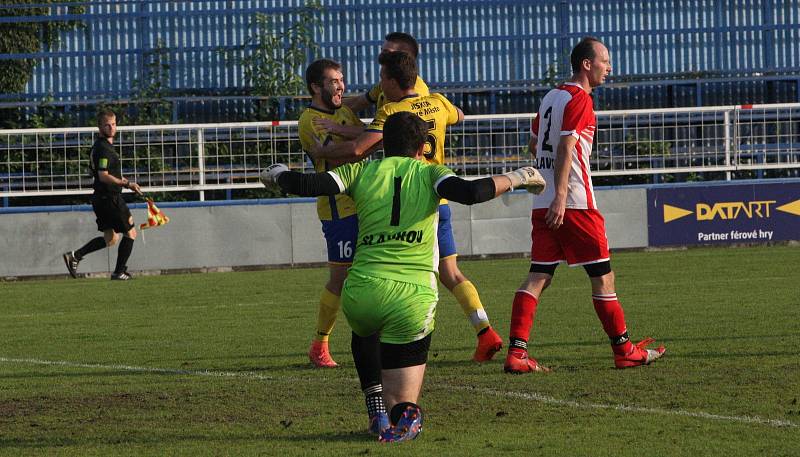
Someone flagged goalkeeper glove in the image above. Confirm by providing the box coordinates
[503,167,546,194]
[260,163,289,186]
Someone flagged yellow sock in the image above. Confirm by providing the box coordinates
[452,281,490,333]
[314,288,341,342]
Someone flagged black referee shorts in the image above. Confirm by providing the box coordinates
[92,193,134,233]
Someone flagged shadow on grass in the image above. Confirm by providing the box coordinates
[281,430,379,443]
[0,429,379,450]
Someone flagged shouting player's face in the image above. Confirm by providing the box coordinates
[318,68,345,110]
[588,42,611,88]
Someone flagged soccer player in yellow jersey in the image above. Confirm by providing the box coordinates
[311,51,505,363]
[297,59,364,367]
[318,32,429,136]
[345,32,429,114]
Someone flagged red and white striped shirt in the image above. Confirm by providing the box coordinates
[530,82,597,210]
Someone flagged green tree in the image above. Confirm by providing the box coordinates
[224,1,321,120]
[25,94,72,129]
[0,0,85,128]
[130,38,172,126]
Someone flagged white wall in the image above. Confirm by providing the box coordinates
[0,189,648,278]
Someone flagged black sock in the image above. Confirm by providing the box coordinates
[611,331,630,346]
[75,237,106,260]
[351,332,385,417]
[114,237,134,274]
[363,384,386,417]
[351,332,382,390]
[509,337,528,351]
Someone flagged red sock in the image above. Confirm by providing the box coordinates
[592,293,632,354]
[510,290,539,344]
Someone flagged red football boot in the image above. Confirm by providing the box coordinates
[308,340,338,368]
[474,326,503,362]
[614,337,666,369]
[503,348,550,374]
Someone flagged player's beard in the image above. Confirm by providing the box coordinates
[320,86,342,111]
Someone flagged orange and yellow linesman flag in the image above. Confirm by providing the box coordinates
[140,198,170,230]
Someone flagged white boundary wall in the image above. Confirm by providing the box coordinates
[0,188,647,279]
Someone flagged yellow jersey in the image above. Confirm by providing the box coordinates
[298,105,363,220]
[366,76,430,110]
[366,92,460,166]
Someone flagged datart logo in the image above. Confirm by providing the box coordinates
[663,198,800,223]
[647,183,800,246]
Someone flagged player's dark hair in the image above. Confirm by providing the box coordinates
[383,112,427,158]
[96,108,116,125]
[384,32,419,58]
[570,36,603,74]
[305,59,341,95]
[378,51,417,91]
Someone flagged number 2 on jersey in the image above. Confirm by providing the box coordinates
[541,106,554,152]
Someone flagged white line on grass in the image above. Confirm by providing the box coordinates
[446,385,797,429]
[2,356,796,429]
[0,357,279,381]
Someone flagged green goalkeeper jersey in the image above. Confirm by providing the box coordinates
[330,156,455,287]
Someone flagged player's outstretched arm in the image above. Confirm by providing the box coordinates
[503,167,546,194]
[260,164,341,197]
[435,167,544,205]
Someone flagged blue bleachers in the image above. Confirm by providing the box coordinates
[1,0,798,122]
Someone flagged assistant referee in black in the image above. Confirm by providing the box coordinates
[63,109,142,280]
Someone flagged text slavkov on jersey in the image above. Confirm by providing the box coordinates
[360,230,425,246]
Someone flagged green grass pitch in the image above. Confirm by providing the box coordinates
[1,245,799,456]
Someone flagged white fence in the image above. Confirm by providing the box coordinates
[2,103,799,199]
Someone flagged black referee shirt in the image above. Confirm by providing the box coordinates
[91,138,123,195]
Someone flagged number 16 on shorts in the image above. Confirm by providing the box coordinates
[338,240,353,259]
[321,215,359,263]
